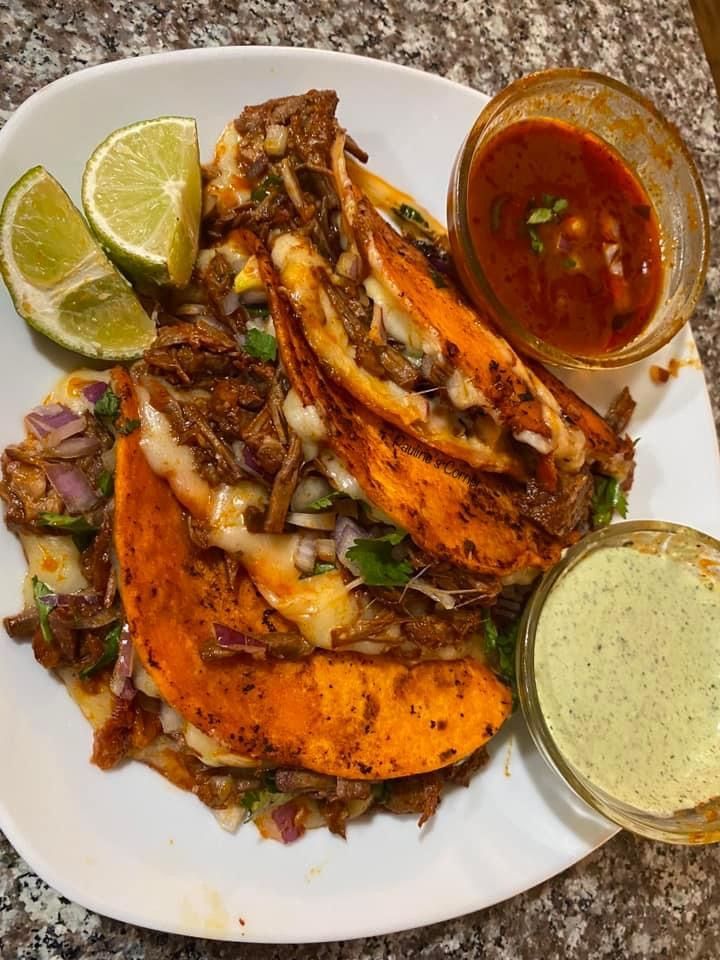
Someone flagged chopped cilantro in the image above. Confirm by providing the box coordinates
[528,227,544,255]
[117,418,140,436]
[241,790,261,813]
[395,203,429,227]
[312,562,335,576]
[346,529,412,587]
[38,513,98,533]
[374,782,391,804]
[80,623,121,678]
[563,257,577,270]
[250,174,283,202]
[94,387,121,421]
[246,305,270,318]
[32,576,54,645]
[526,196,568,253]
[591,475,628,529]
[526,207,554,225]
[484,615,519,686]
[307,490,347,511]
[244,328,277,362]
[97,470,114,497]
[429,268,448,288]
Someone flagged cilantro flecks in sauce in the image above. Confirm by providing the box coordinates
[468,118,663,356]
[534,546,720,817]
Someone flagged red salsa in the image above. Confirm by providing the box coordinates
[468,118,663,356]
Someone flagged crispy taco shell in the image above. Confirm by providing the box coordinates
[113,369,512,778]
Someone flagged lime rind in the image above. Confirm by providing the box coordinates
[0,166,156,360]
[81,116,201,288]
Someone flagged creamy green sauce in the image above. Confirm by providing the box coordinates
[535,545,720,816]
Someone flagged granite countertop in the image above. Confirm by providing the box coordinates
[1,1,719,957]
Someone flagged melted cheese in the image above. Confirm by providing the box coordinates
[317,450,366,500]
[206,122,250,213]
[446,369,489,411]
[364,275,430,355]
[21,532,89,603]
[136,389,360,649]
[49,368,112,415]
[183,723,259,769]
[282,388,327,459]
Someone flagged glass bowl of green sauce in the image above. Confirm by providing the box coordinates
[517,521,720,843]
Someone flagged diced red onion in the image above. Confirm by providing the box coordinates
[270,801,305,844]
[44,462,98,513]
[405,578,456,610]
[334,516,367,576]
[239,289,268,306]
[110,624,135,700]
[221,291,240,316]
[81,381,108,405]
[287,512,337,531]
[213,622,267,657]
[293,535,317,574]
[48,435,102,459]
[557,232,572,254]
[602,242,624,277]
[232,441,267,482]
[26,404,86,447]
[336,250,362,282]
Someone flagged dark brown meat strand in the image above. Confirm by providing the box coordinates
[81,503,115,597]
[518,470,595,539]
[320,276,423,391]
[264,434,303,532]
[605,386,637,435]
[92,695,163,770]
[144,320,274,390]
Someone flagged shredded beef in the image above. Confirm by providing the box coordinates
[519,470,594,538]
[92,696,162,770]
[4,607,39,638]
[381,771,442,827]
[605,386,636,435]
[81,506,114,596]
[0,451,63,526]
[264,434,302,532]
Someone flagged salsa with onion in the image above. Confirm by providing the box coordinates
[467,117,663,356]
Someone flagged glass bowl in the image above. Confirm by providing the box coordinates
[516,521,720,844]
[447,69,710,370]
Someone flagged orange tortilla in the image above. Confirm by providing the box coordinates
[113,369,512,778]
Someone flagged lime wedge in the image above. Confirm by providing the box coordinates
[82,116,201,287]
[0,166,156,360]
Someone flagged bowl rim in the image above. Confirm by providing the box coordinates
[516,519,720,844]
[447,67,711,371]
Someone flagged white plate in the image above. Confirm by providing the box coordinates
[0,46,718,944]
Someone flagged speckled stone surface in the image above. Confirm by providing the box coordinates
[1,1,719,957]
